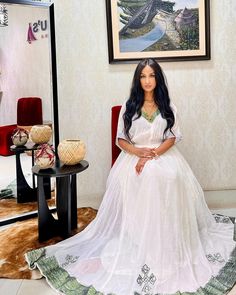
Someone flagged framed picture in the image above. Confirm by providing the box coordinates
[105,0,210,63]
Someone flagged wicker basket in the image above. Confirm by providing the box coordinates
[58,139,86,165]
[30,125,52,144]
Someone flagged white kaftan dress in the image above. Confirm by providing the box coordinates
[25,102,236,295]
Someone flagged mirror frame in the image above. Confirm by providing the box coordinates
[0,0,59,226]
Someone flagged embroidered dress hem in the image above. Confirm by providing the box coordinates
[25,245,236,295]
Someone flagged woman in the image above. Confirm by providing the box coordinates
[26,59,236,295]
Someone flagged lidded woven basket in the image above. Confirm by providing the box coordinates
[30,125,52,144]
[58,139,86,165]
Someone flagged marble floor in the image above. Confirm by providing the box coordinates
[1,155,236,294]
[0,279,236,295]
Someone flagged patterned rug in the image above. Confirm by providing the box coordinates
[0,207,97,279]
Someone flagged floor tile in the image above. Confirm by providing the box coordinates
[229,285,236,295]
[205,190,236,209]
[17,278,57,295]
[0,279,22,295]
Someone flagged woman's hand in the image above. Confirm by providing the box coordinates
[134,147,156,158]
[135,157,151,175]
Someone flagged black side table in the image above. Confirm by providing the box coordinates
[32,159,89,242]
[10,142,50,203]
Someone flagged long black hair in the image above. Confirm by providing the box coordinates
[123,58,175,142]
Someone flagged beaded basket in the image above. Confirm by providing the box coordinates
[11,128,29,146]
[35,143,55,169]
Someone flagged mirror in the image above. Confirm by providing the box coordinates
[0,0,59,226]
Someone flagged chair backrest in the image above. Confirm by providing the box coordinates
[17,97,43,126]
[111,105,122,166]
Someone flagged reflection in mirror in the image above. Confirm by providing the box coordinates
[0,0,59,226]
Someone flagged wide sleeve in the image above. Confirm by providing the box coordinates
[116,101,130,148]
[164,103,182,144]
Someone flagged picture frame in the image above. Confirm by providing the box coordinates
[105,0,210,63]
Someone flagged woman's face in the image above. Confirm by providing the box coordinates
[140,65,156,94]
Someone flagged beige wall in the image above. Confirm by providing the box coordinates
[0,4,52,126]
[53,0,236,203]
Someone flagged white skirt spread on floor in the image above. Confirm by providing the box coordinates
[25,103,236,295]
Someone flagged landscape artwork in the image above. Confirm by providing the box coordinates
[106,0,210,62]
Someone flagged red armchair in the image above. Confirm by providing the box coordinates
[17,97,43,131]
[0,124,17,156]
[111,105,122,166]
[0,97,43,156]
